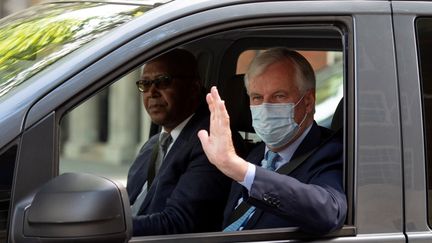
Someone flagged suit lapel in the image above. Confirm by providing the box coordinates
[290,122,322,163]
[138,106,209,213]
[129,136,158,201]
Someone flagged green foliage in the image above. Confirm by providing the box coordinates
[0,3,149,97]
[0,18,81,74]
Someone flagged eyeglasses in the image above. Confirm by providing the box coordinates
[136,75,174,93]
[136,74,196,92]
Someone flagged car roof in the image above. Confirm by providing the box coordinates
[44,0,172,4]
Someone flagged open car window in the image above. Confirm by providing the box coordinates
[60,68,146,187]
[58,21,351,241]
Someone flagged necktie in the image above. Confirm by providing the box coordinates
[131,132,172,216]
[223,150,280,231]
[262,150,279,170]
[156,132,172,173]
[160,132,172,157]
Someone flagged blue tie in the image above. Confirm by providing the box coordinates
[262,150,279,170]
[223,151,280,232]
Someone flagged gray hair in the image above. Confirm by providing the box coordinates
[244,48,316,92]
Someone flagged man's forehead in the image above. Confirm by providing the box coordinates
[142,70,169,78]
[142,62,169,75]
[248,77,300,96]
[142,60,185,77]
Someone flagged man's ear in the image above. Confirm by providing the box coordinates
[304,88,316,114]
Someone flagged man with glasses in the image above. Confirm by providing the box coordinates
[198,48,347,234]
[127,49,243,236]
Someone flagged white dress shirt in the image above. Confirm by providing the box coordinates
[160,114,193,155]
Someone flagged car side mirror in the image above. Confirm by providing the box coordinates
[15,173,132,243]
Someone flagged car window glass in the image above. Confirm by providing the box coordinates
[0,145,17,237]
[416,17,432,227]
[59,68,148,186]
[0,2,151,98]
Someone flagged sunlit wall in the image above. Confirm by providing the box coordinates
[0,0,42,18]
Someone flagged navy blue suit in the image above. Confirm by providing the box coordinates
[223,122,347,234]
[127,106,240,236]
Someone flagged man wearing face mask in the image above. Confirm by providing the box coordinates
[198,48,347,234]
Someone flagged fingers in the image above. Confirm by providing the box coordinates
[210,86,222,103]
[206,86,221,114]
[197,129,209,150]
[210,86,230,124]
[209,86,225,111]
[206,93,214,114]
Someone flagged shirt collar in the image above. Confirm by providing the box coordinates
[161,113,194,144]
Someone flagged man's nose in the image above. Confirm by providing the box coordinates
[262,96,272,104]
[148,83,160,97]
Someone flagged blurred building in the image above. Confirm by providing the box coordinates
[0,0,41,18]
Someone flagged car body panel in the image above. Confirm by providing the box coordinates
[25,0,403,236]
[392,1,432,241]
[352,9,403,236]
[1,0,431,242]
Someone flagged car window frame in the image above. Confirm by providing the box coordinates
[54,19,356,243]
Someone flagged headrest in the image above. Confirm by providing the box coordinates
[223,74,254,133]
[331,98,343,131]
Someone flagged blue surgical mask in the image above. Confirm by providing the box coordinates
[250,95,307,148]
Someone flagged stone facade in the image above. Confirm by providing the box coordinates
[0,0,36,18]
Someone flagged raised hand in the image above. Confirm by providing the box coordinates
[198,86,248,182]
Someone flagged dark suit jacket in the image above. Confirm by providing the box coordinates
[223,122,347,235]
[127,106,239,236]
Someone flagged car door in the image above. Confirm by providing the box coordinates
[10,0,406,242]
[393,1,432,242]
